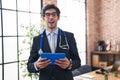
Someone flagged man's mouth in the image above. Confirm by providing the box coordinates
[49,22,54,24]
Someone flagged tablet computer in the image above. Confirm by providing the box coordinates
[40,53,66,64]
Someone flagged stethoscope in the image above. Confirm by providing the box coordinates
[38,28,69,54]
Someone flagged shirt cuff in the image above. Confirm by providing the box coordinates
[34,62,39,71]
[67,60,72,70]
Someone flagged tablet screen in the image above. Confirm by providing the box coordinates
[40,53,66,64]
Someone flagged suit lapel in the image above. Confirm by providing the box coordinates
[56,32,60,52]
[56,29,66,52]
[42,29,67,53]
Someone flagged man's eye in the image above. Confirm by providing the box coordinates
[44,12,57,17]
[45,13,50,16]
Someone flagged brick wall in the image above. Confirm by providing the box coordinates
[42,0,57,7]
[87,0,120,64]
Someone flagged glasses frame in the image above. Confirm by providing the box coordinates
[44,12,58,18]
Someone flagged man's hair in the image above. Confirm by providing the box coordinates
[41,4,61,17]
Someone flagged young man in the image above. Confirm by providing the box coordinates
[27,4,81,80]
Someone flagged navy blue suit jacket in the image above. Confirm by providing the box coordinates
[27,29,81,80]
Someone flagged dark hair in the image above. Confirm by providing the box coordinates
[41,4,60,17]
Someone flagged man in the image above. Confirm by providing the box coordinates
[27,4,81,80]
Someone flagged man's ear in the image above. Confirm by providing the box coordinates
[58,15,60,20]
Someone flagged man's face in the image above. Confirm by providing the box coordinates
[43,9,60,30]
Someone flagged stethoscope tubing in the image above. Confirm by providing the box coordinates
[38,28,69,54]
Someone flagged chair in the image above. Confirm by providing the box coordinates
[72,64,92,77]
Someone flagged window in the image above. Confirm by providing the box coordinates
[58,0,86,65]
[0,37,2,64]
[0,65,2,80]
[0,0,41,80]
[0,0,86,80]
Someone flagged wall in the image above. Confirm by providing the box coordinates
[87,0,120,65]
[43,0,57,7]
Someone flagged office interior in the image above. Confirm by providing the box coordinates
[1,0,120,80]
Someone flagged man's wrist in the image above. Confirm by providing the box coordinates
[34,62,39,71]
[67,61,72,69]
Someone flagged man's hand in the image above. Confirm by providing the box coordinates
[54,57,71,69]
[35,58,51,69]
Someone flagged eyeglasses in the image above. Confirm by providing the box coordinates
[44,12,57,18]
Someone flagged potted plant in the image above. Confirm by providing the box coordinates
[103,72,109,80]
[18,21,45,80]
[114,71,118,77]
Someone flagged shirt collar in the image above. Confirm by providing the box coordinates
[46,27,58,36]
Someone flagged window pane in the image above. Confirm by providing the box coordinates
[4,37,17,63]
[30,0,41,13]
[18,12,30,36]
[58,16,67,27]
[78,36,86,51]
[79,0,85,2]
[0,65,2,80]
[57,0,67,16]
[4,63,18,80]
[19,61,32,80]
[73,0,85,2]
[19,37,30,60]
[30,13,41,27]
[67,1,85,16]
[78,3,85,18]
[0,9,1,36]
[2,0,16,10]
[0,2,1,8]
[17,0,30,11]
[79,52,86,65]
[0,38,2,64]
[2,10,17,36]
[72,0,85,2]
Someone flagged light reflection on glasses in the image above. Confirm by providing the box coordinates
[44,12,57,18]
